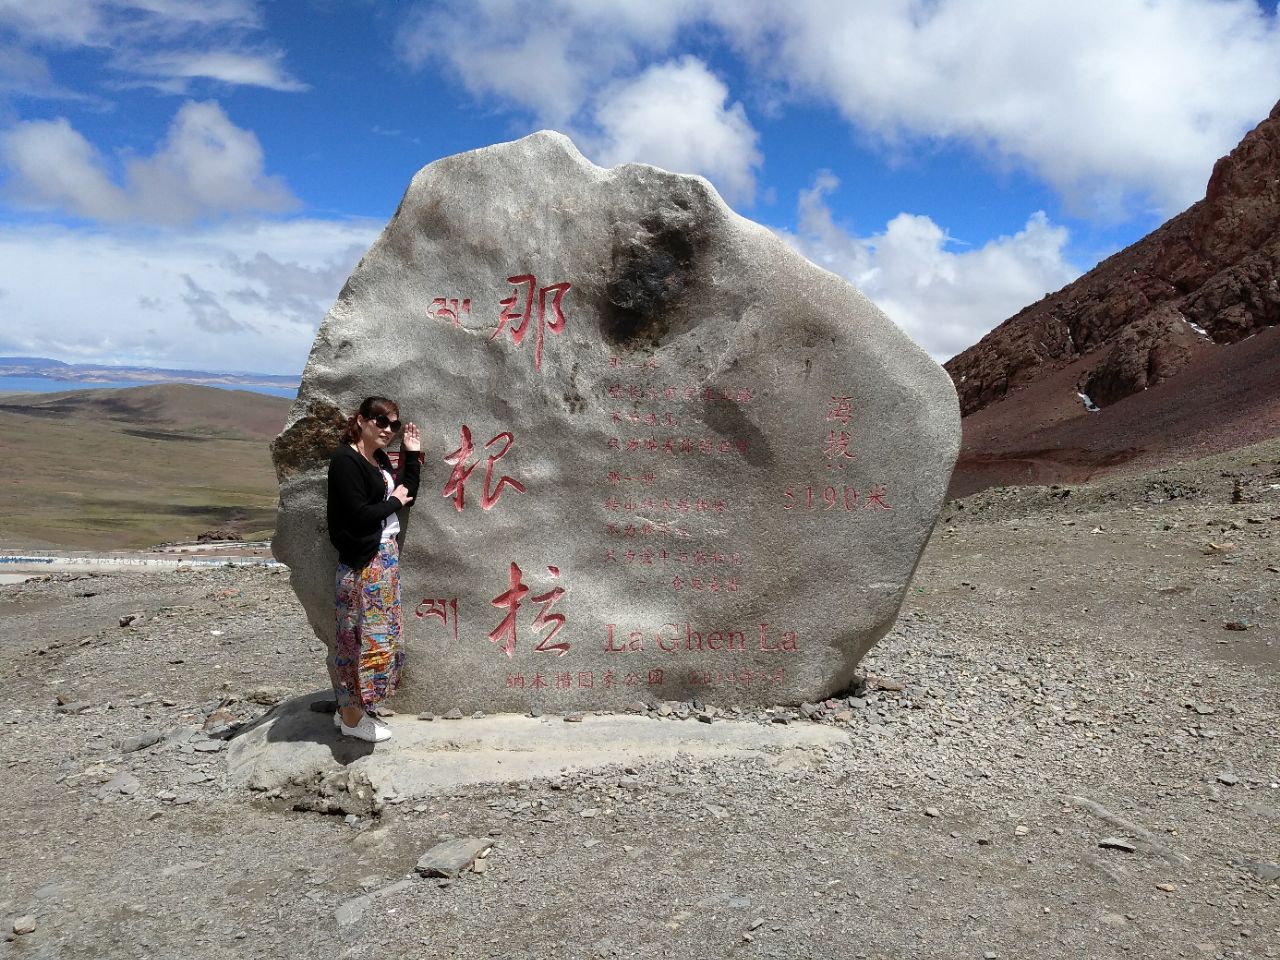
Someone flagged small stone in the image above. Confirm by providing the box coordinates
[120,731,163,754]
[976,837,991,846]
[1223,621,1250,631]
[336,895,371,928]
[443,708,463,720]
[119,614,139,628]
[415,838,494,877]
[1217,772,1239,786]
[799,702,820,719]
[12,916,36,936]
[417,712,435,721]
[564,713,584,723]
[984,952,998,960]
[1014,825,1030,837]
[471,710,485,719]
[580,808,599,818]
[99,771,140,797]
[749,918,764,931]
[1155,883,1177,892]
[696,713,713,724]
[924,807,940,818]
[1098,837,1137,853]
[193,740,224,753]
[54,701,91,715]
[629,701,648,714]
[656,704,673,717]
[1237,859,1280,882]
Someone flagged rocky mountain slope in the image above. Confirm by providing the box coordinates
[944,100,1280,496]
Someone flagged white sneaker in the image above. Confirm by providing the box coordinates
[339,712,391,742]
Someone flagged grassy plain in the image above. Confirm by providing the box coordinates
[0,384,289,551]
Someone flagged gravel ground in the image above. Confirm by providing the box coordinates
[1,445,1277,960]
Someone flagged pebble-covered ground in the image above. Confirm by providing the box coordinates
[1,446,1276,960]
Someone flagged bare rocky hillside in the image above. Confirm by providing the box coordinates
[944,100,1280,496]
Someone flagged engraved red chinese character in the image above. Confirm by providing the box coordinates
[864,484,892,510]
[487,562,569,658]
[492,274,571,372]
[442,425,526,512]
[826,395,854,425]
[824,430,855,460]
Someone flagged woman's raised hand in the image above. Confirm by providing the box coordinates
[391,484,414,506]
[402,422,421,452]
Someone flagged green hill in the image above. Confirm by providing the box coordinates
[0,384,290,551]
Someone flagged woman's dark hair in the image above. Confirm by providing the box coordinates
[339,396,399,444]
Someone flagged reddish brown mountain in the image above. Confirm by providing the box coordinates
[945,99,1280,497]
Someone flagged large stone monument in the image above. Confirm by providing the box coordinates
[272,132,959,713]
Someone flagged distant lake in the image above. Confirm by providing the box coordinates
[0,376,297,399]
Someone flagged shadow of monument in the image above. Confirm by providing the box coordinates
[230,688,375,763]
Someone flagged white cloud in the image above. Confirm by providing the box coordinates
[714,0,1280,215]
[0,218,379,373]
[410,0,1280,217]
[0,0,302,94]
[586,58,761,204]
[0,100,298,224]
[124,49,308,93]
[396,0,698,126]
[783,173,1080,360]
[0,116,130,220]
[397,3,761,205]
[0,44,93,101]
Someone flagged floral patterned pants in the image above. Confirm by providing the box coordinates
[333,539,404,709]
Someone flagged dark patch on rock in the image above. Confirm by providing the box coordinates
[602,192,711,347]
[701,399,773,467]
[271,399,346,481]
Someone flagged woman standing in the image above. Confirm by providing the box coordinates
[327,396,421,742]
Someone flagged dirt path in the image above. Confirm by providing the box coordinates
[1,453,1276,959]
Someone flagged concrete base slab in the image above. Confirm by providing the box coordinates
[228,692,848,810]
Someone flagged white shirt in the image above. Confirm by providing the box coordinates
[380,467,400,541]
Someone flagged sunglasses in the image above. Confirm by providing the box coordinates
[369,414,402,432]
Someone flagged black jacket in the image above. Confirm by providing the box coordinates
[326,444,422,569]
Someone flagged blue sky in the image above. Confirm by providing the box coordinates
[1,0,1278,376]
